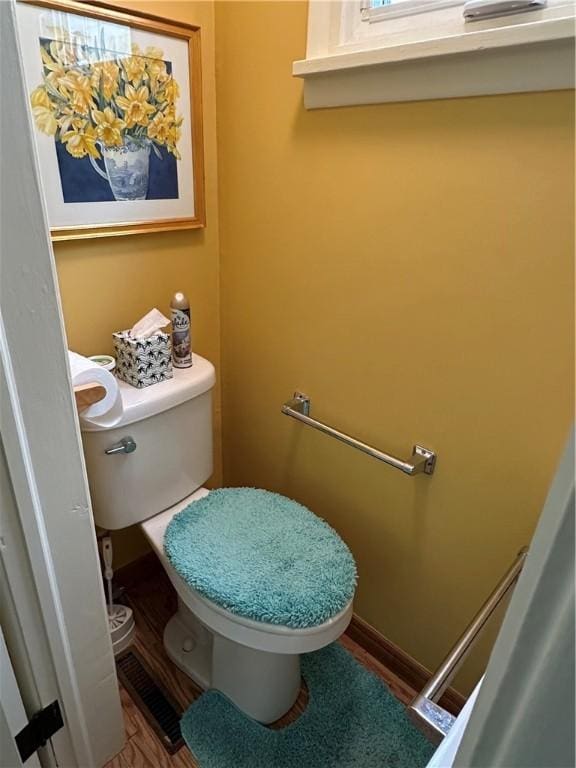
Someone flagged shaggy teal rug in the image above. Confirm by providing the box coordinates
[164,488,357,628]
[180,644,435,768]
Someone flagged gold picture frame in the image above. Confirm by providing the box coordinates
[17,0,205,241]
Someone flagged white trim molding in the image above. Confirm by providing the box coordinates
[293,0,575,108]
[0,2,124,765]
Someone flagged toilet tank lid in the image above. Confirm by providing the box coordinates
[81,354,215,432]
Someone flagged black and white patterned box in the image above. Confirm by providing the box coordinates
[112,330,173,388]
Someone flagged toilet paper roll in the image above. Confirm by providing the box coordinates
[68,351,123,427]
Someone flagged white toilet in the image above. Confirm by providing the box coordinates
[81,355,355,723]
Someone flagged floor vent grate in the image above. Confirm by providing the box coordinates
[116,649,184,754]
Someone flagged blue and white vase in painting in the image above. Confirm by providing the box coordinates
[90,139,152,201]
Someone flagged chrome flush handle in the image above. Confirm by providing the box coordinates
[104,437,137,455]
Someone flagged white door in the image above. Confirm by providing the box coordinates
[427,430,575,767]
[0,428,76,767]
[0,627,42,768]
[0,1,124,765]
[454,429,575,768]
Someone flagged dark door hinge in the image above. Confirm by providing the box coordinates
[15,700,64,763]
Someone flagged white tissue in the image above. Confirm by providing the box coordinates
[68,351,123,428]
[130,308,170,340]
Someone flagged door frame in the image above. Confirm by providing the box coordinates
[0,625,42,768]
[0,1,124,765]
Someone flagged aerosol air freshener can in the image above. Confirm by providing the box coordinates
[170,292,193,368]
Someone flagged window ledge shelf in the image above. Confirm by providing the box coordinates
[293,16,575,109]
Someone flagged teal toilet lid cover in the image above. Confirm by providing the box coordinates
[164,488,357,629]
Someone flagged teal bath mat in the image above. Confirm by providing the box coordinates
[181,644,435,768]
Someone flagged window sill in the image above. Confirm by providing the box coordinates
[293,15,575,109]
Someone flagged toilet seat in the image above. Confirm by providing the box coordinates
[141,488,354,654]
[164,487,357,629]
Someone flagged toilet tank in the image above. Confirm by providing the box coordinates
[81,355,215,531]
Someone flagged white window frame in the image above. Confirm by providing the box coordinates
[293,0,575,109]
[360,0,463,24]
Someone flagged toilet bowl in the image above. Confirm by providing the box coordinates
[81,356,356,723]
[142,488,354,722]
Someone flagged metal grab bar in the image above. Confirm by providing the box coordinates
[281,392,437,476]
[409,547,529,743]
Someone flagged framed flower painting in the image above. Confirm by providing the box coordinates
[16,0,205,240]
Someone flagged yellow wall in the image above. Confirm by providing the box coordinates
[215,1,574,691]
[53,0,574,693]
[55,0,222,566]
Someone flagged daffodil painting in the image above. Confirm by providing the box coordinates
[30,35,183,203]
[18,2,203,237]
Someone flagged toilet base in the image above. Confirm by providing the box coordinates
[163,600,301,724]
[211,634,301,724]
[163,604,212,690]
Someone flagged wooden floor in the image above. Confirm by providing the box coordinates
[105,557,417,768]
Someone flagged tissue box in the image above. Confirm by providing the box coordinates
[112,330,173,388]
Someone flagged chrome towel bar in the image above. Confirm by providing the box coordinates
[409,546,529,743]
[281,392,437,476]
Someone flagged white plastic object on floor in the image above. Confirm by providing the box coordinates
[100,535,136,656]
[109,605,136,656]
